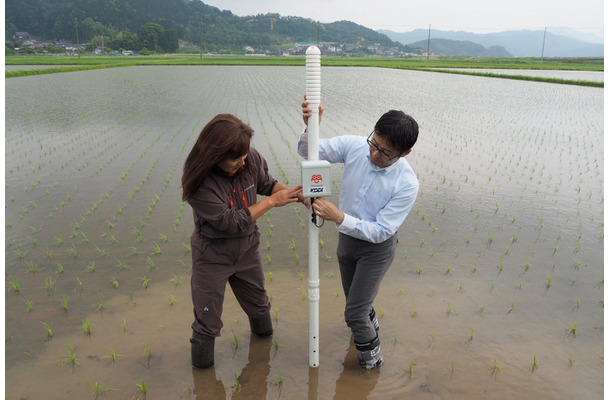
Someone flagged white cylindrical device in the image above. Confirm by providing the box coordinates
[305,45,321,368]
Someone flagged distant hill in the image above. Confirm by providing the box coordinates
[379,28,604,57]
[410,38,512,57]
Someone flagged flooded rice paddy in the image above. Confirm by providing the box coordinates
[5,65,603,399]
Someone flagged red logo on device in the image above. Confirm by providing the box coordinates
[311,174,323,184]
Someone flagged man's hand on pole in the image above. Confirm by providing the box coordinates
[302,95,324,130]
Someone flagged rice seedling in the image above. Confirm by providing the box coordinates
[231,371,242,394]
[487,233,494,245]
[169,273,180,286]
[88,375,117,398]
[67,244,78,259]
[43,275,55,292]
[507,298,514,314]
[267,270,274,283]
[139,275,151,288]
[230,329,239,349]
[143,342,152,359]
[445,265,452,276]
[41,321,53,339]
[402,360,415,378]
[82,318,92,336]
[530,354,538,373]
[151,241,162,255]
[494,257,505,275]
[411,304,418,318]
[86,260,96,273]
[466,328,474,345]
[60,295,69,311]
[490,358,502,377]
[143,256,156,271]
[25,298,33,312]
[44,246,56,260]
[92,346,118,365]
[24,260,39,274]
[445,300,452,317]
[573,259,582,270]
[115,258,128,271]
[266,254,272,265]
[122,318,127,332]
[270,337,284,351]
[168,294,175,305]
[7,278,20,293]
[270,370,284,387]
[56,263,64,274]
[568,322,579,338]
[136,379,147,399]
[568,353,575,367]
[60,344,79,366]
[448,361,455,381]
[545,275,552,290]
[95,292,104,311]
[428,330,436,348]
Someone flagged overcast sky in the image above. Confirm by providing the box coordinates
[201,0,604,37]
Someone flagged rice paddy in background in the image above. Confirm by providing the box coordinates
[5,65,603,399]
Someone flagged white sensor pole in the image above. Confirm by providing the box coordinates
[305,45,321,368]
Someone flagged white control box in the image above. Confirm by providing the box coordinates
[301,160,332,198]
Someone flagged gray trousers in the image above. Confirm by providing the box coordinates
[337,232,398,344]
[190,229,270,337]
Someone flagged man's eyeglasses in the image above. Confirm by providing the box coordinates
[367,131,401,162]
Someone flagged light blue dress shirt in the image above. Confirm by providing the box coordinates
[298,130,419,243]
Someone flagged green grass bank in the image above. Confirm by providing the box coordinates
[5,54,603,87]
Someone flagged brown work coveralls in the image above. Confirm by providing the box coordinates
[188,148,277,337]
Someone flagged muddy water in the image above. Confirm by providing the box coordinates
[5,66,603,399]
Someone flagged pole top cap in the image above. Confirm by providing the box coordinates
[306,46,321,55]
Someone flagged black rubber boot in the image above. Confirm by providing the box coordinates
[355,335,384,369]
[249,311,273,337]
[190,331,215,369]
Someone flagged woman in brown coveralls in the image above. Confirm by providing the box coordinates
[182,114,305,369]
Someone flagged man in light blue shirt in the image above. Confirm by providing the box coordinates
[298,97,419,369]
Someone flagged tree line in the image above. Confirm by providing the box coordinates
[5,0,415,54]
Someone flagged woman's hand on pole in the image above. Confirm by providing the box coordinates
[270,185,303,208]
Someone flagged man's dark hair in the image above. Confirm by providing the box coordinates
[374,110,419,153]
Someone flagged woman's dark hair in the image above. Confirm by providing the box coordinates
[374,110,419,153]
[182,114,253,201]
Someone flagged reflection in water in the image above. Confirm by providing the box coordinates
[308,366,319,400]
[192,335,272,399]
[192,367,226,399]
[334,337,379,399]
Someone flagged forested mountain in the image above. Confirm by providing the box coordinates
[410,39,512,57]
[5,0,415,54]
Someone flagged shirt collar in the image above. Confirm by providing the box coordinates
[366,153,403,175]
